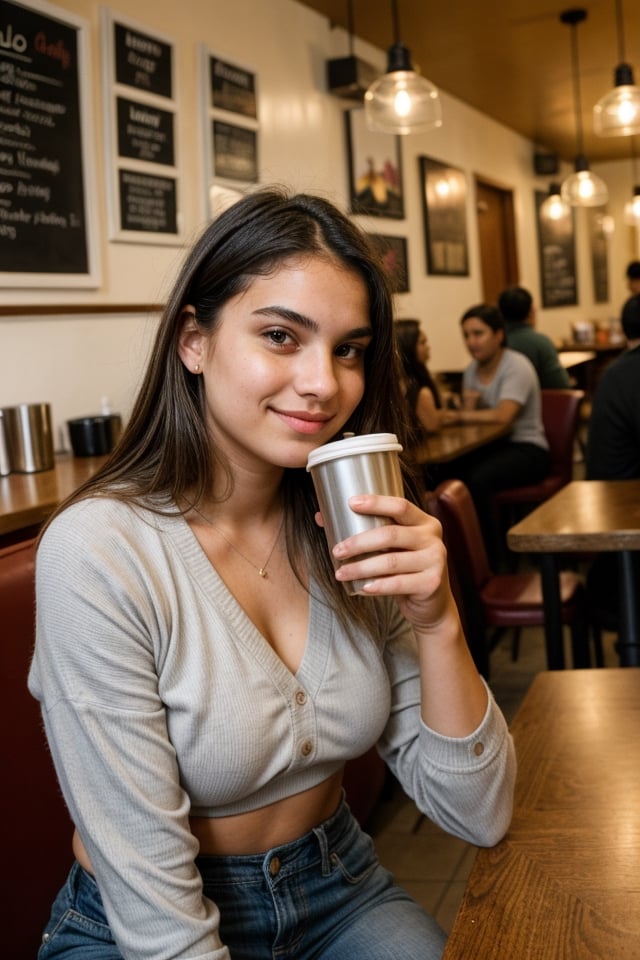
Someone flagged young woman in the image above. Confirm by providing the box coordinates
[29,189,515,960]
[394,318,456,437]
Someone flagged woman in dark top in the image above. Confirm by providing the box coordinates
[394,319,452,437]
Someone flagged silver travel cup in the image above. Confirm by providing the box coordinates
[306,432,404,595]
[2,403,54,473]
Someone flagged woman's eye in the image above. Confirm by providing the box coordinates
[264,328,294,346]
[336,343,366,360]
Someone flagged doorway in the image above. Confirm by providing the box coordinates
[475,178,518,305]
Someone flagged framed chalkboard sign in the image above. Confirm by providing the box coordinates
[200,46,259,217]
[101,9,183,244]
[0,0,100,287]
[534,189,577,308]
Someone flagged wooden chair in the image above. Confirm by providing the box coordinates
[424,479,596,676]
[493,388,585,512]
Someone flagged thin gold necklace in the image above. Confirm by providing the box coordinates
[190,505,284,578]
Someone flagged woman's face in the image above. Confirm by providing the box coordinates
[415,330,430,365]
[461,316,503,364]
[181,256,373,472]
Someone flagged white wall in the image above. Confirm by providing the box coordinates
[1,0,637,446]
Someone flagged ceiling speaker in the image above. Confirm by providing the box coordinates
[534,152,560,175]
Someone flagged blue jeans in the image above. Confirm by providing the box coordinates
[38,798,447,959]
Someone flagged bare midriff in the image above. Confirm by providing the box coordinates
[72,770,345,872]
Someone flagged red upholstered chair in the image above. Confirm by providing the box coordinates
[493,388,585,510]
[0,537,74,959]
[424,479,596,674]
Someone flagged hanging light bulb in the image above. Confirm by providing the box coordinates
[560,9,609,207]
[594,0,640,137]
[624,138,640,224]
[364,0,442,135]
[540,182,571,221]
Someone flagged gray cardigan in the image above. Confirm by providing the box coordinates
[29,497,515,959]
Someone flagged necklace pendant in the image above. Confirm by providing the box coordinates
[259,568,268,578]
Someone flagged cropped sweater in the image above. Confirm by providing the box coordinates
[29,497,516,960]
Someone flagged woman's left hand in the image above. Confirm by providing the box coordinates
[327,495,454,633]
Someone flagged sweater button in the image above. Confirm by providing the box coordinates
[295,690,307,706]
[300,739,313,757]
[473,741,485,756]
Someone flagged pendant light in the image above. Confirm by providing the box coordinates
[594,0,640,137]
[624,138,640,225]
[560,9,609,207]
[364,0,442,135]
[540,182,571,221]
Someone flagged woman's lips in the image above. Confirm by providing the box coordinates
[274,410,332,435]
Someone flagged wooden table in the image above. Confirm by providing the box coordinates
[443,668,640,959]
[508,480,640,668]
[412,422,510,465]
[558,349,596,369]
[0,453,107,539]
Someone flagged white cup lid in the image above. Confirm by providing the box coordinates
[306,432,402,470]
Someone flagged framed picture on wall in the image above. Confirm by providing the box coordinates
[419,156,469,275]
[345,108,404,219]
[534,190,577,307]
[589,210,610,304]
[369,234,409,293]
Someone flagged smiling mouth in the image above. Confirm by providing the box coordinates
[274,409,333,435]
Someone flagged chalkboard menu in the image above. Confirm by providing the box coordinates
[200,47,259,215]
[535,190,577,308]
[0,0,98,285]
[102,10,181,244]
[589,210,610,304]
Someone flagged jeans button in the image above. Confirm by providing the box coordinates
[269,856,281,877]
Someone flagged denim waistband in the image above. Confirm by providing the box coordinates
[195,793,359,881]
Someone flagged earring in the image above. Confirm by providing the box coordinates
[194,364,200,373]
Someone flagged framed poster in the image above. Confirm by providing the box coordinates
[534,190,577,307]
[419,156,468,275]
[0,0,100,287]
[370,235,409,293]
[209,55,257,119]
[589,210,610,304]
[101,9,183,244]
[200,47,259,215]
[346,108,404,219]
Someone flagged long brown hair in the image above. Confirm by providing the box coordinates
[47,187,421,631]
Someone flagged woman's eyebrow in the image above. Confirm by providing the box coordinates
[252,305,373,339]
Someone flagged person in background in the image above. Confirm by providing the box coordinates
[498,285,570,389]
[450,304,549,562]
[29,188,515,960]
[585,293,640,621]
[394,318,457,437]
[625,260,640,296]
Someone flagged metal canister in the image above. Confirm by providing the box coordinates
[0,409,10,476]
[2,403,54,473]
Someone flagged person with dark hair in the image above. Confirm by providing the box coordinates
[449,304,549,560]
[29,188,515,960]
[394,318,457,437]
[585,293,640,626]
[498,285,570,388]
[625,260,640,295]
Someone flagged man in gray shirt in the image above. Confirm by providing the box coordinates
[498,286,570,389]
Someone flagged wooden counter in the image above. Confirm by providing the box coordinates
[0,453,107,538]
[411,422,510,465]
[443,668,640,958]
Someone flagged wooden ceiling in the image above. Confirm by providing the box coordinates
[296,0,640,164]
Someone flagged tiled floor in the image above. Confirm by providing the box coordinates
[366,623,620,935]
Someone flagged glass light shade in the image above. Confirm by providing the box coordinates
[561,156,608,207]
[594,64,640,137]
[624,189,640,225]
[540,189,570,221]
[364,42,442,135]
